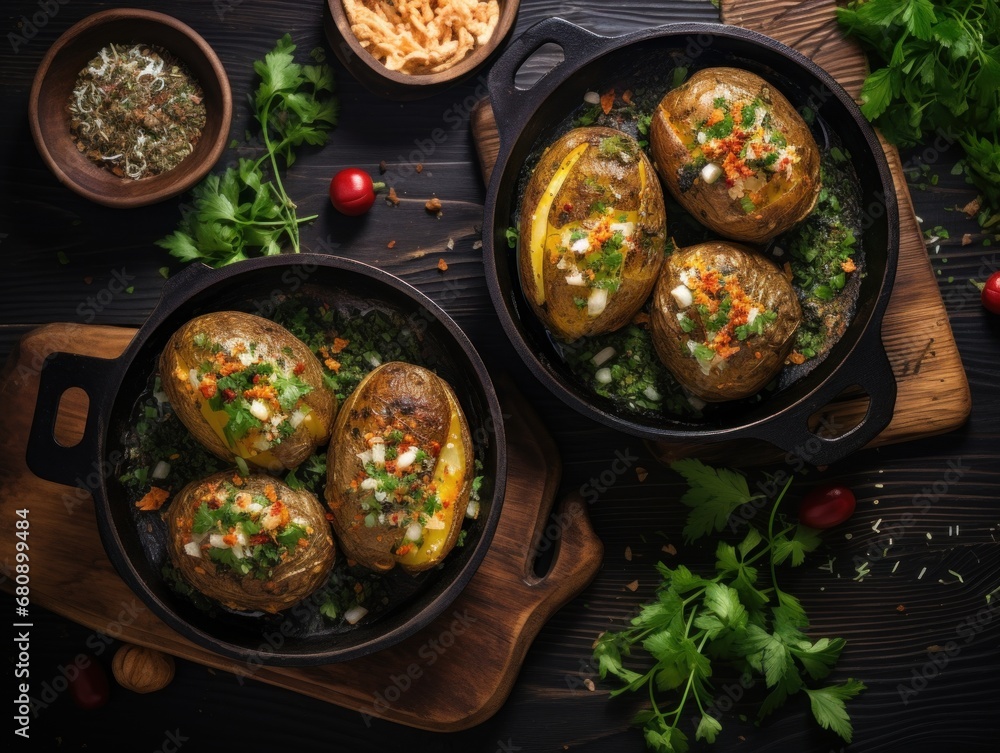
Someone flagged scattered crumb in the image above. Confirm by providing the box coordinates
[962,196,982,217]
[624,546,632,562]
[446,237,455,250]
[437,258,448,272]
[425,196,442,213]
[927,644,944,653]
[583,678,595,691]
[135,487,170,511]
[962,233,973,246]
[472,240,483,250]
[83,275,93,285]
[788,352,806,365]
[662,544,677,556]
[387,187,399,206]
[625,579,639,592]
[636,466,648,482]
[387,240,396,249]
[600,88,615,115]
[416,163,423,174]
[378,160,387,174]
[622,89,633,105]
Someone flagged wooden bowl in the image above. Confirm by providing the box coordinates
[29,8,232,208]
[325,0,520,100]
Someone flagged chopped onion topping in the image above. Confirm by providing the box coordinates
[697,131,707,144]
[583,90,601,105]
[249,399,270,422]
[595,367,613,385]
[571,237,590,254]
[209,534,228,549]
[747,307,759,324]
[591,346,616,367]
[151,460,171,480]
[183,541,201,558]
[405,521,422,541]
[564,269,587,286]
[671,284,694,308]
[396,447,418,470]
[289,409,306,428]
[643,385,662,402]
[344,605,368,625]
[360,477,379,491]
[357,449,373,466]
[466,499,480,519]
[588,287,608,316]
[371,440,386,466]
[188,368,200,391]
[701,163,723,184]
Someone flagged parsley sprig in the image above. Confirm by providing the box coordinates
[837,0,1000,209]
[157,35,339,266]
[594,460,864,752]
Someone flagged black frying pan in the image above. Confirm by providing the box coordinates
[482,19,899,466]
[25,254,507,666]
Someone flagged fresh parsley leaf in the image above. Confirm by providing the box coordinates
[670,459,756,540]
[157,35,338,267]
[594,465,862,749]
[804,680,867,743]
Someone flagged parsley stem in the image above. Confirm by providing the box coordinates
[766,477,796,600]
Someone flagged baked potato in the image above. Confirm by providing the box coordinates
[518,126,667,341]
[650,67,821,244]
[649,242,802,401]
[325,362,473,573]
[159,311,337,471]
[165,471,336,613]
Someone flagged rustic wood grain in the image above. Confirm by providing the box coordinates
[0,323,603,731]
[470,0,971,466]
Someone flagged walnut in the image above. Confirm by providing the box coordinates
[112,644,176,693]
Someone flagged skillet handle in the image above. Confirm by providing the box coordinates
[764,335,897,467]
[487,18,607,142]
[26,352,114,489]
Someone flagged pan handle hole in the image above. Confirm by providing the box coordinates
[54,387,89,448]
[515,43,565,91]
[807,384,870,439]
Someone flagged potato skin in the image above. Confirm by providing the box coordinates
[649,242,802,401]
[165,472,336,614]
[159,311,336,471]
[325,362,473,574]
[518,126,667,341]
[650,67,820,244]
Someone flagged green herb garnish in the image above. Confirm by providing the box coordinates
[157,34,339,266]
[837,0,1000,211]
[593,460,865,751]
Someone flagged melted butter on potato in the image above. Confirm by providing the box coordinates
[519,127,667,342]
[159,312,336,472]
[325,362,474,574]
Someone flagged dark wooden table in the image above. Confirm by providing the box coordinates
[2,1,998,751]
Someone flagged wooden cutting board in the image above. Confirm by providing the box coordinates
[470,0,971,466]
[0,324,603,732]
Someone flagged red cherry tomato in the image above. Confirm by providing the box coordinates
[328,168,384,216]
[981,271,1000,314]
[797,484,856,529]
[68,654,110,710]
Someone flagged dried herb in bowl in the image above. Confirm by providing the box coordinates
[68,43,206,180]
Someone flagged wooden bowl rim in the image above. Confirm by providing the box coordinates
[329,0,520,89]
[28,7,232,209]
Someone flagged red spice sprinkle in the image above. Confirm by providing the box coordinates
[293,362,306,375]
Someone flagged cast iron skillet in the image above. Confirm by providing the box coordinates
[482,19,899,467]
[25,254,507,666]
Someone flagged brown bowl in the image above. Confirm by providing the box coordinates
[325,0,520,100]
[29,8,232,208]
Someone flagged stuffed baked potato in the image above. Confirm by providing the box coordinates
[518,126,667,341]
[325,362,473,574]
[165,471,336,613]
[159,311,337,471]
[650,67,821,244]
[649,242,802,401]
